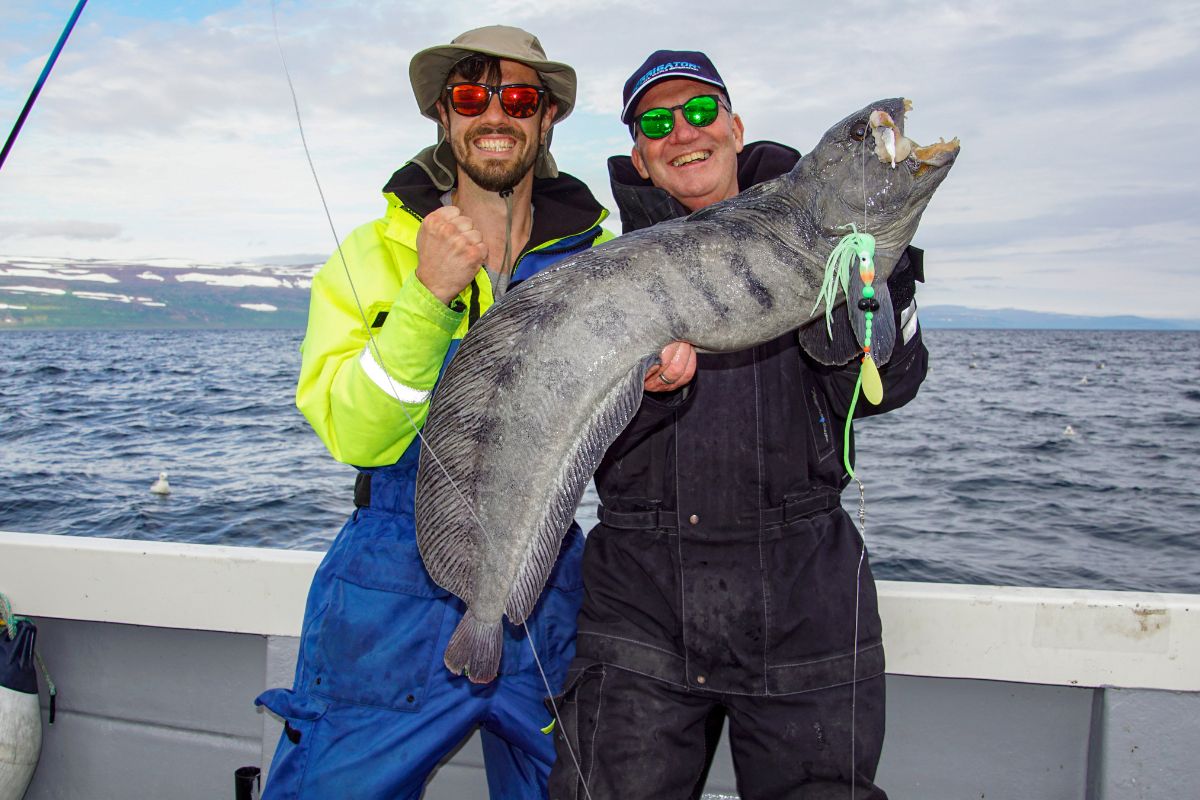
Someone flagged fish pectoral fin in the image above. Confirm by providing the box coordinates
[797,306,861,366]
[798,277,898,368]
[503,355,655,625]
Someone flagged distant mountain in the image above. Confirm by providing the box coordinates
[920,305,1200,331]
[4,258,1197,331]
[0,256,316,329]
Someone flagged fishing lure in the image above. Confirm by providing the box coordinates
[811,223,885,477]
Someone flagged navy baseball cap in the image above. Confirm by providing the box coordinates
[620,50,729,125]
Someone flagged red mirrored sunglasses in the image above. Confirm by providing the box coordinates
[446,82,546,119]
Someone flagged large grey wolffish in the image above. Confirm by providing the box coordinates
[415,97,959,683]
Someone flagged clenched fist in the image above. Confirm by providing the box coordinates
[415,206,488,305]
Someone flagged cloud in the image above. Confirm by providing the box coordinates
[0,220,123,241]
[0,0,1197,317]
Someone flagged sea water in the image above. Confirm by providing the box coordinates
[1,328,1196,593]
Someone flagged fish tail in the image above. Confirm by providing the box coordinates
[444,609,503,684]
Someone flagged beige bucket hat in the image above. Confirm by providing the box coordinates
[408,26,578,191]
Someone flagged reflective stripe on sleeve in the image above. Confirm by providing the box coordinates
[357,345,430,404]
[900,300,919,344]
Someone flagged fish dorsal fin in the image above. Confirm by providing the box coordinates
[504,353,656,624]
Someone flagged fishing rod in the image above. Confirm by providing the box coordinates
[0,0,90,174]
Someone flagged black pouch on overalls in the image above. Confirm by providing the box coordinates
[2,618,39,695]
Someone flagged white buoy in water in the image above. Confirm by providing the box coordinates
[150,471,171,495]
[1063,424,1076,437]
[0,619,42,800]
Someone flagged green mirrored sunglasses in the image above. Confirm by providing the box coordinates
[634,94,724,139]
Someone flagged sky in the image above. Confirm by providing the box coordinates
[1,0,1197,318]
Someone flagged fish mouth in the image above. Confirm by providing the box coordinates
[868,99,960,175]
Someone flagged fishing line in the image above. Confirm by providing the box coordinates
[524,621,596,800]
[800,115,894,798]
[267,1,492,549]
[269,5,590,793]
[848,129,873,800]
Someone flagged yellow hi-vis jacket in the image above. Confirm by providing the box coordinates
[296,165,611,467]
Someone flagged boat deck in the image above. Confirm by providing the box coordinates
[3,531,1197,799]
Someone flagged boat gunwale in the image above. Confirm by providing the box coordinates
[2,530,1195,691]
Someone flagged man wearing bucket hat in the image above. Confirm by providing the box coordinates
[548,51,927,799]
[255,26,611,799]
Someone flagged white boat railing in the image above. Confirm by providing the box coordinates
[3,529,1196,691]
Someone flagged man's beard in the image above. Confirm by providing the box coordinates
[451,124,539,192]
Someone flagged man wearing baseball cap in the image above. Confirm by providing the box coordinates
[256,26,610,799]
[548,50,928,799]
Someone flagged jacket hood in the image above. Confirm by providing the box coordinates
[607,140,801,233]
